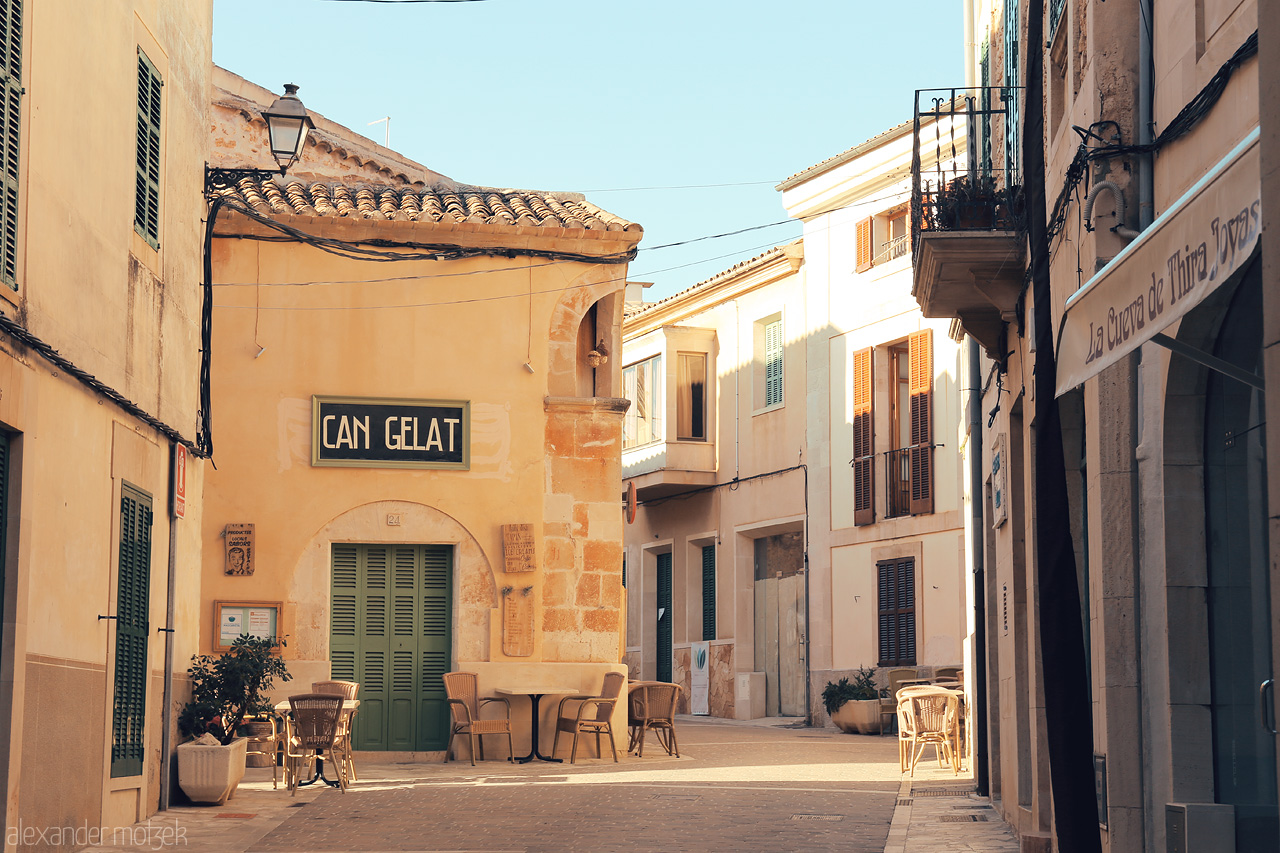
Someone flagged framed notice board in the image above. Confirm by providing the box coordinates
[214,600,282,651]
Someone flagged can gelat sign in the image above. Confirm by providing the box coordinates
[312,396,470,470]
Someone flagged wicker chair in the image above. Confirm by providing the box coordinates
[627,681,681,757]
[442,671,513,766]
[898,687,961,776]
[242,716,281,788]
[312,680,360,781]
[879,667,921,736]
[283,693,347,794]
[551,672,625,764]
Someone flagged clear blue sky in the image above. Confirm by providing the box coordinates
[213,0,964,303]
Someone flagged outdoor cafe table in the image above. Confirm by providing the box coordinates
[494,686,580,764]
[273,698,360,788]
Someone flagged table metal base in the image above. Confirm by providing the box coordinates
[514,693,562,764]
[293,757,343,788]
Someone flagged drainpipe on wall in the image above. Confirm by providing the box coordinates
[1138,0,1154,230]
[968,337,989,795]
[158,443,179,810]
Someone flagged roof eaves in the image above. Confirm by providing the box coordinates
[775,119,915,192]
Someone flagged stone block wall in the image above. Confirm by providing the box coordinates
[541,398,628,663]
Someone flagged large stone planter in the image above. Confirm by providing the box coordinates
[177,737,248,805]
[831,699,882,734]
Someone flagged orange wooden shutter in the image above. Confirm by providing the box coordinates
[852,346,875,526]
[908,329,934,515]
[855,217,873,272]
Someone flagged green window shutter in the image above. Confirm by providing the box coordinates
[134,49,161,250]
[0,433,9,639]
[765,320,783,406]
[701,545,715,641]
[656,553,672,682]
[111,485,153,777]
[0,0,21,289]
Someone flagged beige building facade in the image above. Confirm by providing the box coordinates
[0,1,213,849]
[203,70,640,758]
[621,117,970,727]
[914,1,1276,850]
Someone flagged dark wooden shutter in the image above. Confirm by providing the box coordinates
[852,346,875,525]
[877,558,916,666]
[908,329,934,515]
[701,545,715,641]
[855,217,874,272]
[111,485,153,777]
[657,553,672,682]
[0,0,20,288]
[134,49,161,250]
[765,320,783,406]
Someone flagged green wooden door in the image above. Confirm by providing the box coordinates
[331,543,452,751]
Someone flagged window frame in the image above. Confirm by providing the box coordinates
[877,556,917,667]
[622,353,663,450]
[111,483,153,778]
[134,47,162,251]
[676,351,708,441]
[753,312,784,413]
[0,0,20,290]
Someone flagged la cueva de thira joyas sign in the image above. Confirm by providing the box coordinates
[312,396,470,470]
[1056,129,1260,396]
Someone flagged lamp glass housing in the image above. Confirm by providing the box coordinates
[261,84,314,172]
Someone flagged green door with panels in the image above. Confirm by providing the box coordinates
[330,544,452,751]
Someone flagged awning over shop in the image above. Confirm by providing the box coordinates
[1055,128,1260,396]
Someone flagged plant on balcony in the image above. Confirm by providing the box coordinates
[936,173,1000,229]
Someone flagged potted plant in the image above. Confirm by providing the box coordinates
[937,173,1000,229]
[176,635,290,804]
[823,666,883,734]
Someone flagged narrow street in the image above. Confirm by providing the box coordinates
[84,718,1018,853]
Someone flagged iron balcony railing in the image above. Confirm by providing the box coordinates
[910,86,1025,246]
[885,445,932,519]
[872,233,910,266]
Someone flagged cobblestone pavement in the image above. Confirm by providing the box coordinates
[82,717,1020,853]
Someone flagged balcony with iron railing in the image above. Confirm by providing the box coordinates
[910,86,1027,358]
[872,233,910,267]
[884,445,932,519]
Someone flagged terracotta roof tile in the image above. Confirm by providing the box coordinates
[212,178,641,233]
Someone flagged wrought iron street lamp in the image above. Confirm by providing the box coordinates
[205,84,315,192]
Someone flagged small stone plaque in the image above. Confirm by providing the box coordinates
[502,523,536,573]
[224,523,255,576]
[502,586,534,657]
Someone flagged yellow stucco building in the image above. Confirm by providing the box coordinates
[0,1,213,848]
[203,70,639,758]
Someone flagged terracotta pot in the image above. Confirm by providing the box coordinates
[831,699,882,735]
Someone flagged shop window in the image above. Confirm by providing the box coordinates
[676,352,707,441]
[877,557,916,667]
[134,48,163,250]
[623,354,662,449]
[111,484,153,777]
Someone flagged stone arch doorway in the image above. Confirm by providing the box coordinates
[289,500,498,751]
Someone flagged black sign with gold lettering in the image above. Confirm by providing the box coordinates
[312,396,470,469]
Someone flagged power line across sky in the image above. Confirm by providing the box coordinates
[211,0,963,302]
